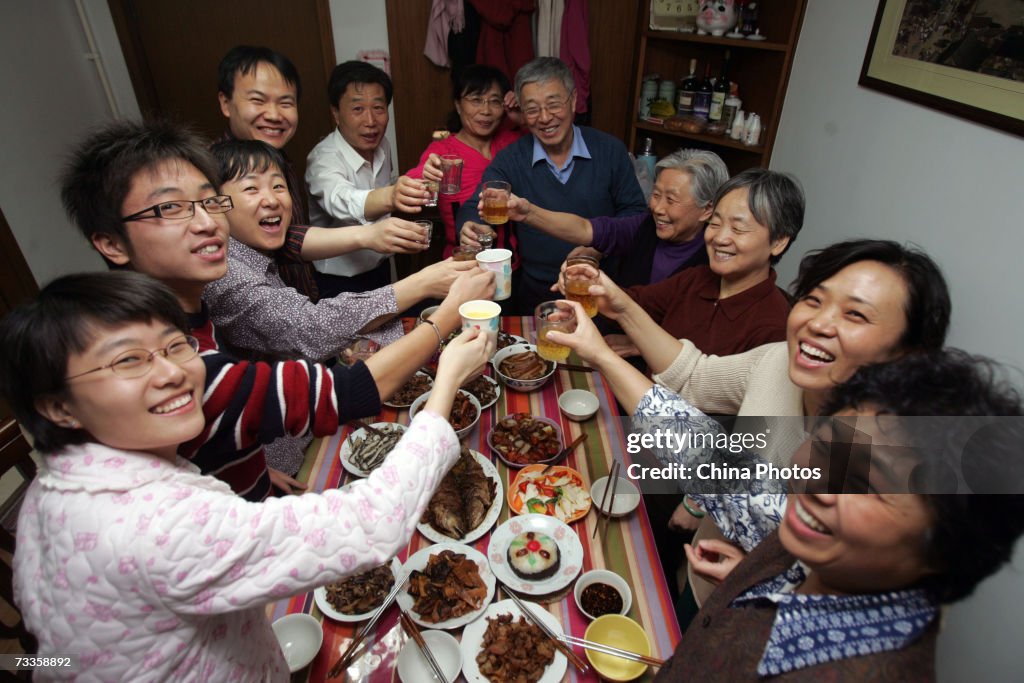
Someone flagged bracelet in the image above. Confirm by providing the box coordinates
[422,318,444,354]
[682,497,706,518]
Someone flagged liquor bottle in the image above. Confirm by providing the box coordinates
[709,51,731,122]
[676,58,698,115]
[693,64,713,119]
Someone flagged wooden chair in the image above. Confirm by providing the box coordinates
[0,418,38,676]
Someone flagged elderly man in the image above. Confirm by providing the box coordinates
[306,60,431,297]
[457,57,647,314]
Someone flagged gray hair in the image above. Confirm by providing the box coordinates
[655,149,729,209]
[713,168,805,265]
[514,57,575,101]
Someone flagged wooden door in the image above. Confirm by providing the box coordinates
[107,0,337,185]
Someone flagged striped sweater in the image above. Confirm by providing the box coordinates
[180,305,380,500]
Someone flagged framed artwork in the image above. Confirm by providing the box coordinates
[859,0,1023,136]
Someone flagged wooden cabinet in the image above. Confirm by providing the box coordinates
[628,0,807,172]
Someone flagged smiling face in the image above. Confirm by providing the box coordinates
[333,82,389,161]
[218,63,298,148]
[520,79,576,156]
[705,187,789,288]
[648,168,711,243]
[455,83,504,140]
[41,321,206,461]
[786,260,909,411]
[781,408,935,595]
[220,163,292,253]
[93,160,228,312]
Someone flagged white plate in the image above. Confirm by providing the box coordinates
[339,423,408,478]
[462,374,501,410]
[487,514,584,595]
[398,542,496,630]
[383,370,433,408]
[313,557,403,623]
[418,450,504,545]
[460,599,568,683]
[497,333,529,350]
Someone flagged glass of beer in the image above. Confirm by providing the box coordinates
[535,300,577,362]
[480,180,510,225]
[563,255,600,317]
[452,245,481,261]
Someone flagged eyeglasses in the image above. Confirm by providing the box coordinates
[462,95,504,110]
[66,336,200,380]
[522,94,573,121]
[121,196,234,222]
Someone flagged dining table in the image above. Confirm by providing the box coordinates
[267,317,682,681]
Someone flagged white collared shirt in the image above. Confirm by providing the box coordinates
[306,129,396,276]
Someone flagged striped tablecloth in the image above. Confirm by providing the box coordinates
[268,317,681,681]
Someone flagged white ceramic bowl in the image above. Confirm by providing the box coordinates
[418,305,440,323]
[590,476,642,517]
[573,569,633,620]
[410,389,481,439]
[396,629,462,683]
[491,343,556,392]
[271,613,323,672]
[558,389,599,421]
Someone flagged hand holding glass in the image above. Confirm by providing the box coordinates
[535,301,577,362]
[439,155,463,195]
[563,257,600,318]
[480,180,511,226]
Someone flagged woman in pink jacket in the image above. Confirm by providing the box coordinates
[0,271,492,682]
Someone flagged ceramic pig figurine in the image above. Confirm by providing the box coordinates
[696,0,739,36]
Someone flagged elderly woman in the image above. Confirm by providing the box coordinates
[504,148,729,289]
[550,307,1023,679]
[407,65,523,258]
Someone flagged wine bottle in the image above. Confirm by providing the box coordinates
[676,58,698,115]
[693,63,713,120]
[709,51,731,122]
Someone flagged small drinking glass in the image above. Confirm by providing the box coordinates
[535,300,577,363]
[439,154,463,195]
[414,220,433,245]
[452,245,482,261]
[563,255,600,318]
[422,180,439,207]
[480,180,511,226]
[476,229,494,250]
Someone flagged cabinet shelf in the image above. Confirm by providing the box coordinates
[635,120,764,154]
[643,29,788,52]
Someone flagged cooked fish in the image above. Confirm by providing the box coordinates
[424,447,497,539]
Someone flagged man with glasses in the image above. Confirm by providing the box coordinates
[457,57,647,314]
[306,60,432,297]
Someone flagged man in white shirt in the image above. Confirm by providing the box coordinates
[306,60,430,296]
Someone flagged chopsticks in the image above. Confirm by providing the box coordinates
[557,362,594,373]
[505,589,590,674]
[593,461,621,539]
[560,634,666,668]
[348,419,385,438]
[327,573,407,678]
[542,433,588,473]
[398,609,448,683]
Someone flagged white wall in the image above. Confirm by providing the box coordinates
[771,2,1024,680]
[0,0,138,285]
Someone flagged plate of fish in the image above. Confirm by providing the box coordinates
[339,422,407,477]
[419,448,503,544]
[383,371,433,408]
[461,374,501,410]
[399,543,495,630]
[461,599,567,683]
[487,514,583,595]
[508,465,592,523]
[313,557,403,623]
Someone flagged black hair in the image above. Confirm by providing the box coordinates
[0,272,190,454]
[60,119,219,263]
[210,138,289,187]
[327,60,393,108]
[712,168,804,265]
[217,45,301,100]
[791,239,951,352]
[446,64,511,132]
[821,349,1024,604]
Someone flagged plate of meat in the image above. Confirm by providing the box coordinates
[409,389,481,439]
[399,543,495,630]
[313,557,403,623]
[461,599,567,683]
[419,447,503,544]
[461,374,501,410]
[487,413,563,468]
[383,371,433,408]
[491,344,555,392]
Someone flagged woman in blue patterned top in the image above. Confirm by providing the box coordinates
[547,304,1024,679]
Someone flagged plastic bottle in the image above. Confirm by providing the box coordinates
[638,137,658,182]
[722,88,742,133]
[744,114,762,146]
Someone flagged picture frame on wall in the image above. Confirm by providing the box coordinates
[859,0,1023,137]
